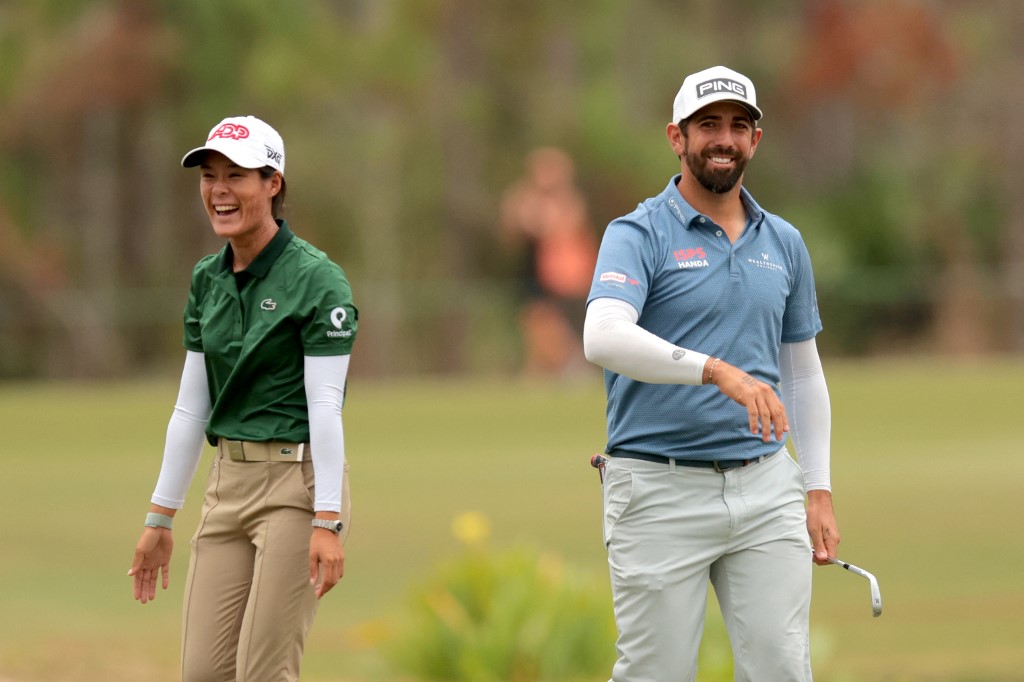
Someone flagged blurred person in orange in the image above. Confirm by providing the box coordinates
[500,147,598,377]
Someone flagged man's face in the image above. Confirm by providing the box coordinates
[671,101,760,194]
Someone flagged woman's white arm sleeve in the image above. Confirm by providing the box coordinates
[304,354,350,513]
[779,338,831,492]
[583,297,709,384]
[151,350,212,508]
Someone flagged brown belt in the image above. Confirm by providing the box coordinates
[218,438,306,462]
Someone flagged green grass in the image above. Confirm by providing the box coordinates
[1,357,1023,680]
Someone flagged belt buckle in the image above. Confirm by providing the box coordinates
[226,440,246,461]
[713,458,748,473]
[275,443,304,462]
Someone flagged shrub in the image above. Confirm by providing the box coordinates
[388,512,617,681]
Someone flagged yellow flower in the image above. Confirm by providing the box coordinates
[451,511,491,547]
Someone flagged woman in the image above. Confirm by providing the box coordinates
[128,115,358,681]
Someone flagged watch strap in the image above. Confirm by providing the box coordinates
[311,518,343,534]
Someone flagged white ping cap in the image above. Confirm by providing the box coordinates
[672,65,762,123]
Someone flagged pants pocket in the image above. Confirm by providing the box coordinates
[602,460,634,547]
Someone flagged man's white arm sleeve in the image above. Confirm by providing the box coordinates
[779,339,831,492]
[151,350,212,509]
[583,297,709,384]
[304,354,350,513]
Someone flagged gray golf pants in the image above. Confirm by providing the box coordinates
[603,447,812,682]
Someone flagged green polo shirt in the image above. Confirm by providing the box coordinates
[183,220,358,444]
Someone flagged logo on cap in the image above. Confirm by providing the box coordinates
[209,123,250,141]
[697,78,747,100]
[265,145,283,165]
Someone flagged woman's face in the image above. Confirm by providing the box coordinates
[198,152,281,240]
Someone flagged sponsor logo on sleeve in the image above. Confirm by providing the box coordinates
[326,306,353,338]
[599,271,639,287]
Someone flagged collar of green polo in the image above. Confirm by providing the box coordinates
[219,220,294,277]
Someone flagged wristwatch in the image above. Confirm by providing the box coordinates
[311,518,344,535]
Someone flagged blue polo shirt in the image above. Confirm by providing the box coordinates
[588,176,822,461]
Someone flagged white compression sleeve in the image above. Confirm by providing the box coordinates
[779,338,832,492]
[583,297,709,384]
[304,354,350,513]
[151,351,212,509]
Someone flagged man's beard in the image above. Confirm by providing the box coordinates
[684,144,747,194]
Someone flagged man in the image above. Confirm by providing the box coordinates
[583,65,838,681]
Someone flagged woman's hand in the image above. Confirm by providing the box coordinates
[309,526,345,599]
[128,527,173,604]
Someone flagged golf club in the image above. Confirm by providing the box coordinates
[824,554,883,617]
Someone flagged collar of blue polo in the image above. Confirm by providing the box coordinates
[219,219,295,278]
[665,175,765,230]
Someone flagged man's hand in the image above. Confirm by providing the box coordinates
[807,490,839,565]
[309,527,345,599]
[706,358,789,442]
[128,527,173,604]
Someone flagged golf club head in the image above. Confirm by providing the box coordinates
[826,556,883,618]
[867,575,882,617]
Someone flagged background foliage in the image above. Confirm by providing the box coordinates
[388,532,616,681]
[1,0,1023,379]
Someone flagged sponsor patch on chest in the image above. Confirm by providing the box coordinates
[747,252,785,273]
[674,247,709,269]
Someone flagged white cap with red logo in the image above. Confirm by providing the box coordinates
[181,115,286,175]
[672,65,762,123]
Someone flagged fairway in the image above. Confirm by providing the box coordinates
[0,357,1022,681]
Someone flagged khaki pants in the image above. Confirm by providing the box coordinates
[603,448,812,682]
[181,445,351,682]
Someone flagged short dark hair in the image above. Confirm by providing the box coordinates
[258,166,286,218]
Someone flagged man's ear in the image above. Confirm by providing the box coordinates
[666,122,686,156]
[748,128,763,158]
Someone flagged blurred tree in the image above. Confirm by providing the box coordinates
[778,0,1012,355]
[0,0,1021,378]
[0,0,178,375]
[994,0,1024,352]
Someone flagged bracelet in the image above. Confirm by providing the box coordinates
[708,357,720,385]
[144,512,174,530]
